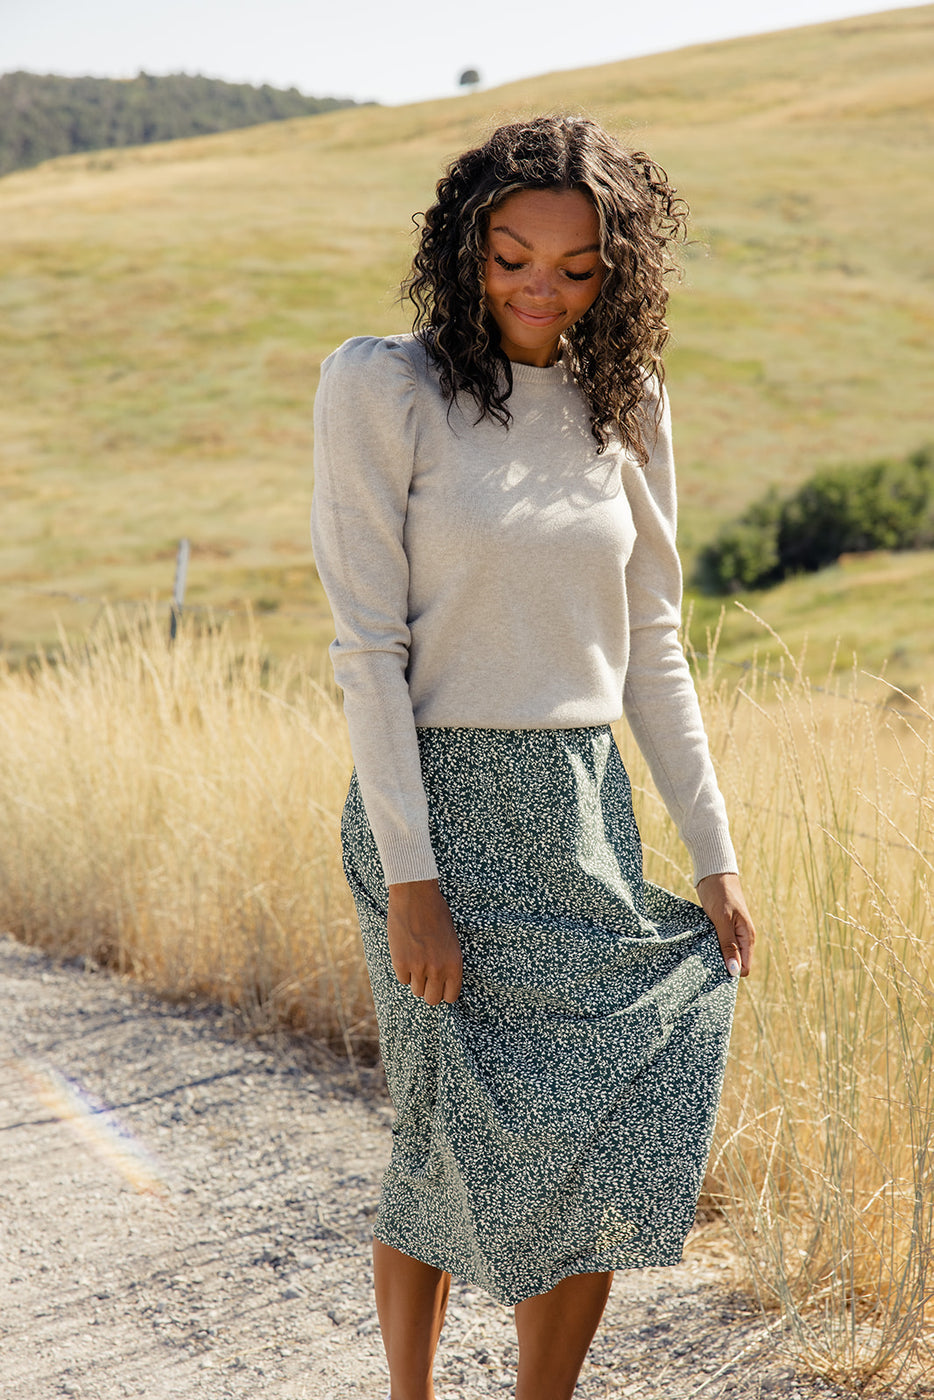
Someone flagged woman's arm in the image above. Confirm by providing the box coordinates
[621,383,738,884]
[622,384,757,974]
[312,337,438,885]
[312,338,462,1000]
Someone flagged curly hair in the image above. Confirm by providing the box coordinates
[402,115,688,462]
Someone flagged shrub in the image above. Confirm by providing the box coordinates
[695,490,782,593]
[696,446,934,593]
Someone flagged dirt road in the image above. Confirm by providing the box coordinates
[1,934,846,1400]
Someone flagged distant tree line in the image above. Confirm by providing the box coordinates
[0,70,363,176]
[695,445,934,593]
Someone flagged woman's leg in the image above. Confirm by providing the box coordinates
[514,1270,614,1400]
[373,1237,452,1400]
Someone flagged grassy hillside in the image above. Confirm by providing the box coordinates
[687,548,934,700]
[1,5,932,683]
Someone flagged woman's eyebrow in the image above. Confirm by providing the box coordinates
[490,223,532,249]
[490,223,600,257]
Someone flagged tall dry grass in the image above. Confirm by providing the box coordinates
[0,607,931,1387]
[618,616,933,1392]
[0,608,371,1058]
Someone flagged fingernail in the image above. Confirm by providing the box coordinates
[726,958,741,979]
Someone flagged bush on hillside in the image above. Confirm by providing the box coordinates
[696,446,934,593]
[694,491,783,593]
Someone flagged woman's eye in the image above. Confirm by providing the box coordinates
[492,254,596,281]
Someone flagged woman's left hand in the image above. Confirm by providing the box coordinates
[696,871,756,979]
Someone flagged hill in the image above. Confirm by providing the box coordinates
[0,5,932,685]
[0,70,361,177]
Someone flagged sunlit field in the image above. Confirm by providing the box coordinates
[2,5,933,1388]
[0,609,930,1389]
[1,5,932,688]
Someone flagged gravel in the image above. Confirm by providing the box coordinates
[0,934,872,1399]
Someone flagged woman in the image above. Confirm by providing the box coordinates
[311,115,756,1400]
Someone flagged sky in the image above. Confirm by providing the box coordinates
[1,0,928,106]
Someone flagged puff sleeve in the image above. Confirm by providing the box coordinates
[311,337,438,886]
[621,384,738,884]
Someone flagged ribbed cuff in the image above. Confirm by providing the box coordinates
[376,826,440,887]
[687,828,739,886]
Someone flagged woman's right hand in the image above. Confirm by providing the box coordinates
[387,880,463,1006]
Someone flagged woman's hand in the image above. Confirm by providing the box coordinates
[696,871,756,979]
[387,879,463,1005]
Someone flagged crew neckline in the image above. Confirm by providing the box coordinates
[508,358,568,385]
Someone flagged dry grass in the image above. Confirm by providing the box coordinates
[1,608,932,1387]
[0,608,371,1059]
[618,617,933,1392]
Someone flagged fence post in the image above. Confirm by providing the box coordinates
[169,538,190,642]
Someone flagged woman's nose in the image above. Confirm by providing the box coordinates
[523,265,557,300]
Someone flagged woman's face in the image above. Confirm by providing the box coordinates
[483,187,603,368]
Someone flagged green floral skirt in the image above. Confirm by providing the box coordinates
[341,725,736,1306]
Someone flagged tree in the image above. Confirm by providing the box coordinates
[0,71,363,177]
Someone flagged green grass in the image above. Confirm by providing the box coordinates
[684,548,934,699]
[1,5,932,680]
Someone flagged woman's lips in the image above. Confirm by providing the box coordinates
[508,304,563,328]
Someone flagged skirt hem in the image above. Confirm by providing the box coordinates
[371,1224,686,1307]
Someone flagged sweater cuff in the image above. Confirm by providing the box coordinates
[376,826,440,887]
[687,828,739,886]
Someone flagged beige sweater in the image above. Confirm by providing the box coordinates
[311,334,737,887]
